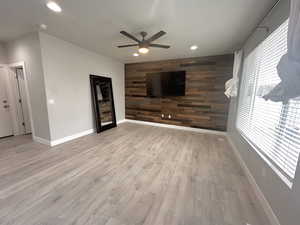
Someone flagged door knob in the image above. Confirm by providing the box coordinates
[3,105,9,109]
[3,100,7,103]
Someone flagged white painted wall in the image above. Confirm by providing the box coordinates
[0,42,7,64]
[39,32,125,141]
[5,33,51,140]
[228,1,300,225]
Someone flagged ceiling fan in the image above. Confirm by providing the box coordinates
[118,30,170,54]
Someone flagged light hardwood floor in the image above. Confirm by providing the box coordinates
[0,123,267,225]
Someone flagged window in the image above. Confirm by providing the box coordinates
[236,20,300,186]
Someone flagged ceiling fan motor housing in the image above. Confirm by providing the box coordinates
[139,42,149,48]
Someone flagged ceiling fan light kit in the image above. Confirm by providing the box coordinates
[138,47,149,54]
[118,30,170,55]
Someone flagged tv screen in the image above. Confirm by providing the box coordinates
[146,71,186,97]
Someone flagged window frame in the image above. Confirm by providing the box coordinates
[235,19,298,188]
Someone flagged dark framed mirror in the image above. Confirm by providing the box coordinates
[90,75,117,133]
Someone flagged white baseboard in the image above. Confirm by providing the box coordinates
[226,135,281,225]
[40,119,126,147]
[33,136,51,146]
[124,119,226,136]
[50,129,94,146]
[117,119,126,125]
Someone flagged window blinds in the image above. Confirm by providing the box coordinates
[236,20,300,184]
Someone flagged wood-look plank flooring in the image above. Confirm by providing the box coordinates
[0,123,267,225]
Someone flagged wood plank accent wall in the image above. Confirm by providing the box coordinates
[125,54,234,131]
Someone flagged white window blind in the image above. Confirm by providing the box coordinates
[236,20,300,185]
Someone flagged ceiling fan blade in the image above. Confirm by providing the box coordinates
[120,31,141,43]
[149,44,170,49]
[147,31,166,43]
[117,44,139,48]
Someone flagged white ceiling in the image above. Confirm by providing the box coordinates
[0,0,277,63]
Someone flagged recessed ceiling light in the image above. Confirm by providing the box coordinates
[46,1,62,13]
[138,47,149,54]
[133,53,139,57]
[190,45,198,50]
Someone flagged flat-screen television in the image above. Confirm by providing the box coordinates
[146,71,186,97]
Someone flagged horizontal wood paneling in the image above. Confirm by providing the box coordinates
[125,54,234,131]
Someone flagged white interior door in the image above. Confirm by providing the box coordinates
[16,68,31,134]
[0,67,13,138]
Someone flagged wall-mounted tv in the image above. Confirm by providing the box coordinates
[146,71,186,98]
